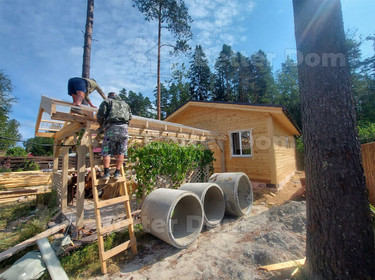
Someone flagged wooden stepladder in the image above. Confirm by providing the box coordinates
[87,124,137,274]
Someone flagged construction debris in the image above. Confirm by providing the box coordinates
[258,257,306,271]
[37,237,69,280]
[0,220,70,262]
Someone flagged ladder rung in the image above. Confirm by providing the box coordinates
[102,237,136,261]
[99,218,133,235]
[89,129,101,134]
[96,195,129,208]
[95,177,126,185]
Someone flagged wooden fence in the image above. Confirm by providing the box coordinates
[361,142,375,205]
[0,156,91,171]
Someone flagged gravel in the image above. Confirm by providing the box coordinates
[94,201,306,280]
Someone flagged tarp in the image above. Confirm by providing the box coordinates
[0,251,46,280]
[0,235,71,280]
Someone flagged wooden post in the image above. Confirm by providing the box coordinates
[76,143,87,229]
[61,144,69,211]
[53,140,61,172]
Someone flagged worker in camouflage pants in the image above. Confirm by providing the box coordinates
[97,92,132,180]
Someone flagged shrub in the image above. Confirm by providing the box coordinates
[21,160,40,171]
[6,147,27,157]
[358,122,375,144]
[128,141,215,199]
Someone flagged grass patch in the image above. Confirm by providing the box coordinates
[0,190,59,253]
[0,200,35,230]
[60,224,146,279]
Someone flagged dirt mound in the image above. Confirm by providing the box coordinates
[95,201,306,280]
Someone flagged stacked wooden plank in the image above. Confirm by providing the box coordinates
[0,171,52,202]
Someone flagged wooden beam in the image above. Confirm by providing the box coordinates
[52,99,98,113]
[54,122,82,141]
[51,111,96,123]
[131,116,226,140]
[35,132,55,138]
[53,140,62,171]
[37,238,69,280]
[76,130,88,229]
[35,107,44,136]
[258,258,306,271]
[0,221,70,262]
[39,128,62,132]
[41,120,65,124]
[61,146,69,211]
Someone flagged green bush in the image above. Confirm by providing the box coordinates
[358,122,375,144]
[128,141,215,199]
[296,136,304,154]
[6,147,27,157]
[21,160,40,171]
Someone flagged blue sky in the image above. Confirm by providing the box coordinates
[0,0,374,141]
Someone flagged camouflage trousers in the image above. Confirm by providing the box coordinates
[101,124,128,156]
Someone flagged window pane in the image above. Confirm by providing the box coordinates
[232,133,241,155]
[241,131,252,155]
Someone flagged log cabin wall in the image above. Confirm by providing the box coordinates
[272,119,298,187]
[166,102,301,189]
[166,106,273,184]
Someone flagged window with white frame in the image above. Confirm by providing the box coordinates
[230,130,253,157]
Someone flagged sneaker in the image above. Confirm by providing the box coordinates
[113,171,121,180]
[102,172,110,180]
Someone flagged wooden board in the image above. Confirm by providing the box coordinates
[0,221,70,262]
[258,258,306,271]
[37,237,69,280]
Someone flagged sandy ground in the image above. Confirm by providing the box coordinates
[92,172,306,280]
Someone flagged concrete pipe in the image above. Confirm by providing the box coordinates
[141,188,204,249]
[180,183,225,227]
[208,172,253,216]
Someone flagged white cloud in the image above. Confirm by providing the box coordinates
[248,1,256,12]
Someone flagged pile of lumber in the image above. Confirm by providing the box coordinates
[0,171,52,202]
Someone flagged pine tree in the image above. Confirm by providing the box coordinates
[213,44,235,101]
[0,71,20,151]
[188,45,211,101]
[82,0,94,78]
[165,63,190,116]
[292,0,375,278]
[132,0,192,120]
[250,50,275,104]
[274,57,301,128]
[233,52,254,103]
[153,83,169,119]
[119,88,155,118]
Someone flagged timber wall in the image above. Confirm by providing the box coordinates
[361,142,375,205]
[168,107,273,183]
[273,120,297,185]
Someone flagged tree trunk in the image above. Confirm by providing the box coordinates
[82,0,94,78]
[292,0,375,279]
[156,2,162,120]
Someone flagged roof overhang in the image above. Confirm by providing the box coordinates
[165,101,301,136]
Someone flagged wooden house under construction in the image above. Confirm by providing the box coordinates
[165,101,301,189]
